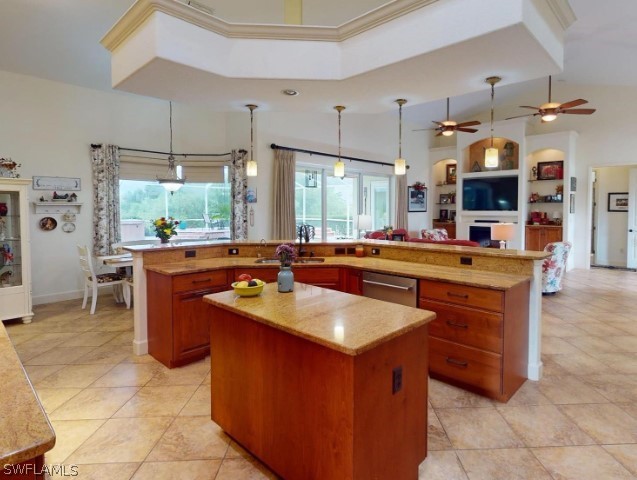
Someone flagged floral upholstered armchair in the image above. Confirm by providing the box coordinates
[421,228,449,241]
[542,241,572,294]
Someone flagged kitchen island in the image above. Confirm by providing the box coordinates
[204,282,435,480]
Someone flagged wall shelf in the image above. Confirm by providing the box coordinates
[33,202,82,214]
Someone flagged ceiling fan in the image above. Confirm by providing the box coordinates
[506,76,596,122]
[414,98,481,136]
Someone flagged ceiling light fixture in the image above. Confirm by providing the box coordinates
[394,99,407,175]
[540,76,558,121]
[484,76,501,169]
[334,106,346,178]
[246,104,258,177]
[157,101,185,194]
[441,99,456,136]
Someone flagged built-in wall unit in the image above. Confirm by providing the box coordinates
[430,147,457,238]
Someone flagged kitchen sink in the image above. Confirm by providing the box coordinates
[294,258,325,263]
[255,258,281,264]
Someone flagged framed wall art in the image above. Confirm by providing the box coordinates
[445,164,457,184]
[408,186,427,212]
[537,161,564,180]
[608,192,628,212]
[32,176,81,191]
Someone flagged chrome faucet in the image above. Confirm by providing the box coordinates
[298,225,311,257]
[257,238,267,258]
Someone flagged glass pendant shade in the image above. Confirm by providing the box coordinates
[246,159,258,177]
[484,147,499,168]
[394,158,406,175]
[334,159,345,178]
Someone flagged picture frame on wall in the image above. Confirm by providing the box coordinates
[445,164,457,184]
[537,161,564,180]
[608,192,629,212]
[408,186,427,212]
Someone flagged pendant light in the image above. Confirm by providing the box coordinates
[334,106,345,178]
[246,104,258,177]
[484,76,501,169]
[394,99,407,175]
[157,101,185,194]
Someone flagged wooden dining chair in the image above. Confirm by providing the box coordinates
[77,245,125,314]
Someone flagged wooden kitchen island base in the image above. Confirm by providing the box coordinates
[206,283,433,480]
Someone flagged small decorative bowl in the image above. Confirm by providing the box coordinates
[231,281,265,297]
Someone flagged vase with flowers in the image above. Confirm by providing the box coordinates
[383,225,394,240]
[275,242,296,292]
[152,217,179,243]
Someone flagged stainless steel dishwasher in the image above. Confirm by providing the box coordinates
[362,271,418,307]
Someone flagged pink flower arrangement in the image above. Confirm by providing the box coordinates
[275,243,296,266]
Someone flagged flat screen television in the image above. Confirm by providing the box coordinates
[463,176,518,211]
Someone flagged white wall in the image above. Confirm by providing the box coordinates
[593,166,629,267]
[0,70,228,304]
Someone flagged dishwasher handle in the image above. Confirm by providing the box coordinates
[362,279,413,291]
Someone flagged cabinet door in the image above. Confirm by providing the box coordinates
[173,287,224,364]
[544,227,562,246]
[234,267,279,283]
[344,268,363,295]
[525,227,542,251]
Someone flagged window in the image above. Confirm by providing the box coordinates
[295,166,391,240]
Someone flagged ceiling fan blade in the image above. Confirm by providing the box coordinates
[455,120,481,128]
[505,113,537,120]
[432,120,444,126]
[455,128,478,133]
[561,108,596,115]
[558,98,588,110]
[519,106,541,110]
[435,131,444,137]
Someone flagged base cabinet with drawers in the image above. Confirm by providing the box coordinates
[147,269,232,368]
[419,278,530,402]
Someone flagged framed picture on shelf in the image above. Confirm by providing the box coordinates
[408,187,427,212]
[537,161,564,180]
[608,192,629,212]
[446,164,457,184]
[450,210,456,222]
[439,209,449,221]
[439,193,452,204]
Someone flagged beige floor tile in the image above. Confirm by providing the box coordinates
[5,331,38,345]
[34,387,82,414]
[35,364,116,389]
[103,331,134,346]
[179,385,211,417]
[24,364,66,384]
[63,331,121,347]
[224,441,251,459]
[145,360,210,386]
[541,336,583,355]
[559,403,637,443]
[617,403,637,420]
[541,322,587,338]
[533,445,634,480]
[215,457,278,480]
[436,407,524,449]
[592,352,637,373]
[540,356,572,377]
[203,370,211,385]
[418,451,468,480]
[89,363,160,388]
[497,405,595,447]
[46,419,107,464]
[121,353,162,364]
[427,408,453,451]
[73,345,132,365]
[49,387,139,420]
[506,380,552,406]
[545,352,615,375]
[66,417,173,464]
[50,463,140,480]
[428,379,494,409]
[146,416,230,461]
[603,444,637,476]
[537,375,609,404]
[574,321,629,336]
[24,346,98,365]
[130,460,222,480]
[580,374,637,403]
[113,385,197,418]
[563,335,627,355]
[457,448,552,480]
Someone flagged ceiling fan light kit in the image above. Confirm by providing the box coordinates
[429,97,481,137]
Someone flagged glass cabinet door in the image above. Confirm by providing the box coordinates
[0,190,22,288]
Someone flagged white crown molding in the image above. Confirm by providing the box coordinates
[102,0,439,51]
[546,0,577,30]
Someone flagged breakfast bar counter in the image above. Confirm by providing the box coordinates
[204,282,435,480]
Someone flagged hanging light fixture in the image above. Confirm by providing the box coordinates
[394,99,407,175]
[484,76,501,169]
[334,106,345,178]
[157,101,185,194]
[246,104,258,177]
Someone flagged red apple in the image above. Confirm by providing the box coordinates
[238,273,252,282]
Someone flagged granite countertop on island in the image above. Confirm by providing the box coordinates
[204,282,435,355]
[0,323,55,466]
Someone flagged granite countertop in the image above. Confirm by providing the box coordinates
[204,282,435,356]
[0,323,55,465]
[145,256,529,290]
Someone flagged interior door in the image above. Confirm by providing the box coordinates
[627,168,637,269]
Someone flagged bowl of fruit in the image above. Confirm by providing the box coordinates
[231,273,266,297]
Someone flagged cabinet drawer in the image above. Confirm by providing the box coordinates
[420,280,504,312]
[173,270,229,293]
[294,268,341,287]
[429,337,502,394]
[420,300,503,354]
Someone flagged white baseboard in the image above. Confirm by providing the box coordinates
[33,290,84,306]
[133,339,148,355]
[527,361,543,381]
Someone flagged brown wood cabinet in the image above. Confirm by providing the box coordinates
[147,269,232,368]
[343,268,363,295]
[419,278,529,402]
[433,221,456,239]
[525,225,562,251]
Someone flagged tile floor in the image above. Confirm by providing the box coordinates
[4,267,637,479]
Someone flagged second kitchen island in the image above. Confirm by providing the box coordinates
[204,282,435,480]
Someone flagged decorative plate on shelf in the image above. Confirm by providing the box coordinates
[62,213,76,222]
[39,217,57,231]
[62,222,76,233]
